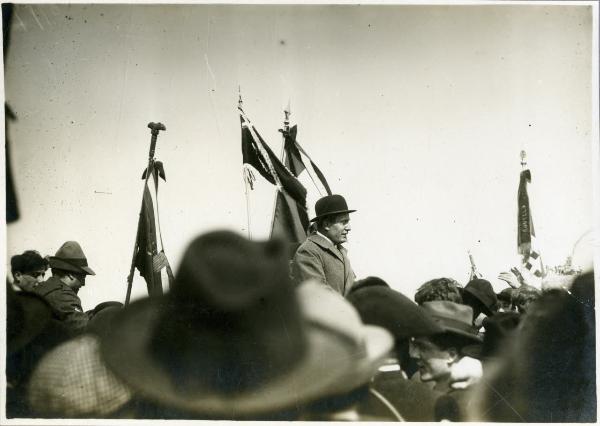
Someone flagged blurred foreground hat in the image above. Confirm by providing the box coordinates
[298,280,394,397]
[101,230,379,417]
[28,334,132,417]
[421,301,482,343]
[48,241,95,275]
[7,286,52,354]
[310,194,356,222]
[346,277,443,340]
[464,279,498,315]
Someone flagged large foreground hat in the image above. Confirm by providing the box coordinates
[298,280,394,397]
[421,301,482,343]
[310,194,356,222]
[346,277,443,341]
[101,231,384,418]
[48,241,95,275]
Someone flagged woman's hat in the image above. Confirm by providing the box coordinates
[100,231,386,418]
[421,301,483,343]
[310,194,356,222]
[48,241,95,275]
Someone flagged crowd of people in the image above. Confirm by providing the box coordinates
[6,194,597,421]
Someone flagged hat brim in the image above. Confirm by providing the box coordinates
[48,258,95,275]
[310,209,356,222]
[322,325,393,397]
[435,326,483,343]
[101,297,362,417]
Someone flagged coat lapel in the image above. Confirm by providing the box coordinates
[309,234,344,262]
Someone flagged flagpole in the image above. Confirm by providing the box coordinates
[269,104,291,238]
[124,122,166,306]
[239,89,254,240]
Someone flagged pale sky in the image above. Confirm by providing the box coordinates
[3,3,597,310]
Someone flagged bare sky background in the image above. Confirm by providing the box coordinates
[3,3,597,309]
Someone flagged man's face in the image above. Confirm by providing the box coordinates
[14,268,46,292]
[409,336,454,384]
[324,213,351,245]
[66,272,87,293]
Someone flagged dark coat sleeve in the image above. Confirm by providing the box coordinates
[43,287,89,332]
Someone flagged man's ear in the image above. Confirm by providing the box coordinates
[13,271,22,283]
[447,347,460,365]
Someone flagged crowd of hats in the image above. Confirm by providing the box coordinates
[6,230,596,421]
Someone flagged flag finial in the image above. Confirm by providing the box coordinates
[520,150,527,168]
[238,86,243,109]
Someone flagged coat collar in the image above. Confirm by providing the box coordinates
[308,233,345,262]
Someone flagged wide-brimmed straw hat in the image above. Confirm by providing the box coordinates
[48,241,95,275]
[310,194,356,222]
[421,301,482,343]
[100,231,387,417]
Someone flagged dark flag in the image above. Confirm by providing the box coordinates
[517,167,545,278]
[133,161,174,297]
[271,122,333,244]
[240,109,307,207]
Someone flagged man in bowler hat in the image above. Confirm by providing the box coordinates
[33,241,95,331]
[292,194,356,296]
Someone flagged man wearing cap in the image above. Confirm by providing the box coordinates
[408,301,483,421]
[33,241,95,331]
[291,194,356,296]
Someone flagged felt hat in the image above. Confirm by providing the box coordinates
[347,278,444,341]
[100,230,386,417]
[48,241,95,275]
[7,285,53,354]
[463,279,498,316]
[297,280,394,397]
[421,301,482,343]
[310,194,356,222]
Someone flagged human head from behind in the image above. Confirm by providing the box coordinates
[48,241,95,294]
[312,194,356,245]
[414,277,463,305]
[513,285,541,314]
[497,287,516,312]
[11,250,49,292]
[409,301,482,392]
[470,272,595,422]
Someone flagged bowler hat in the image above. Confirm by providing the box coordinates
[310,194,356,222]
[48,241,95,275]
[347,279,443,341]
[421,301,482,343]
[464,279,498,316]
[101,231,386,417]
